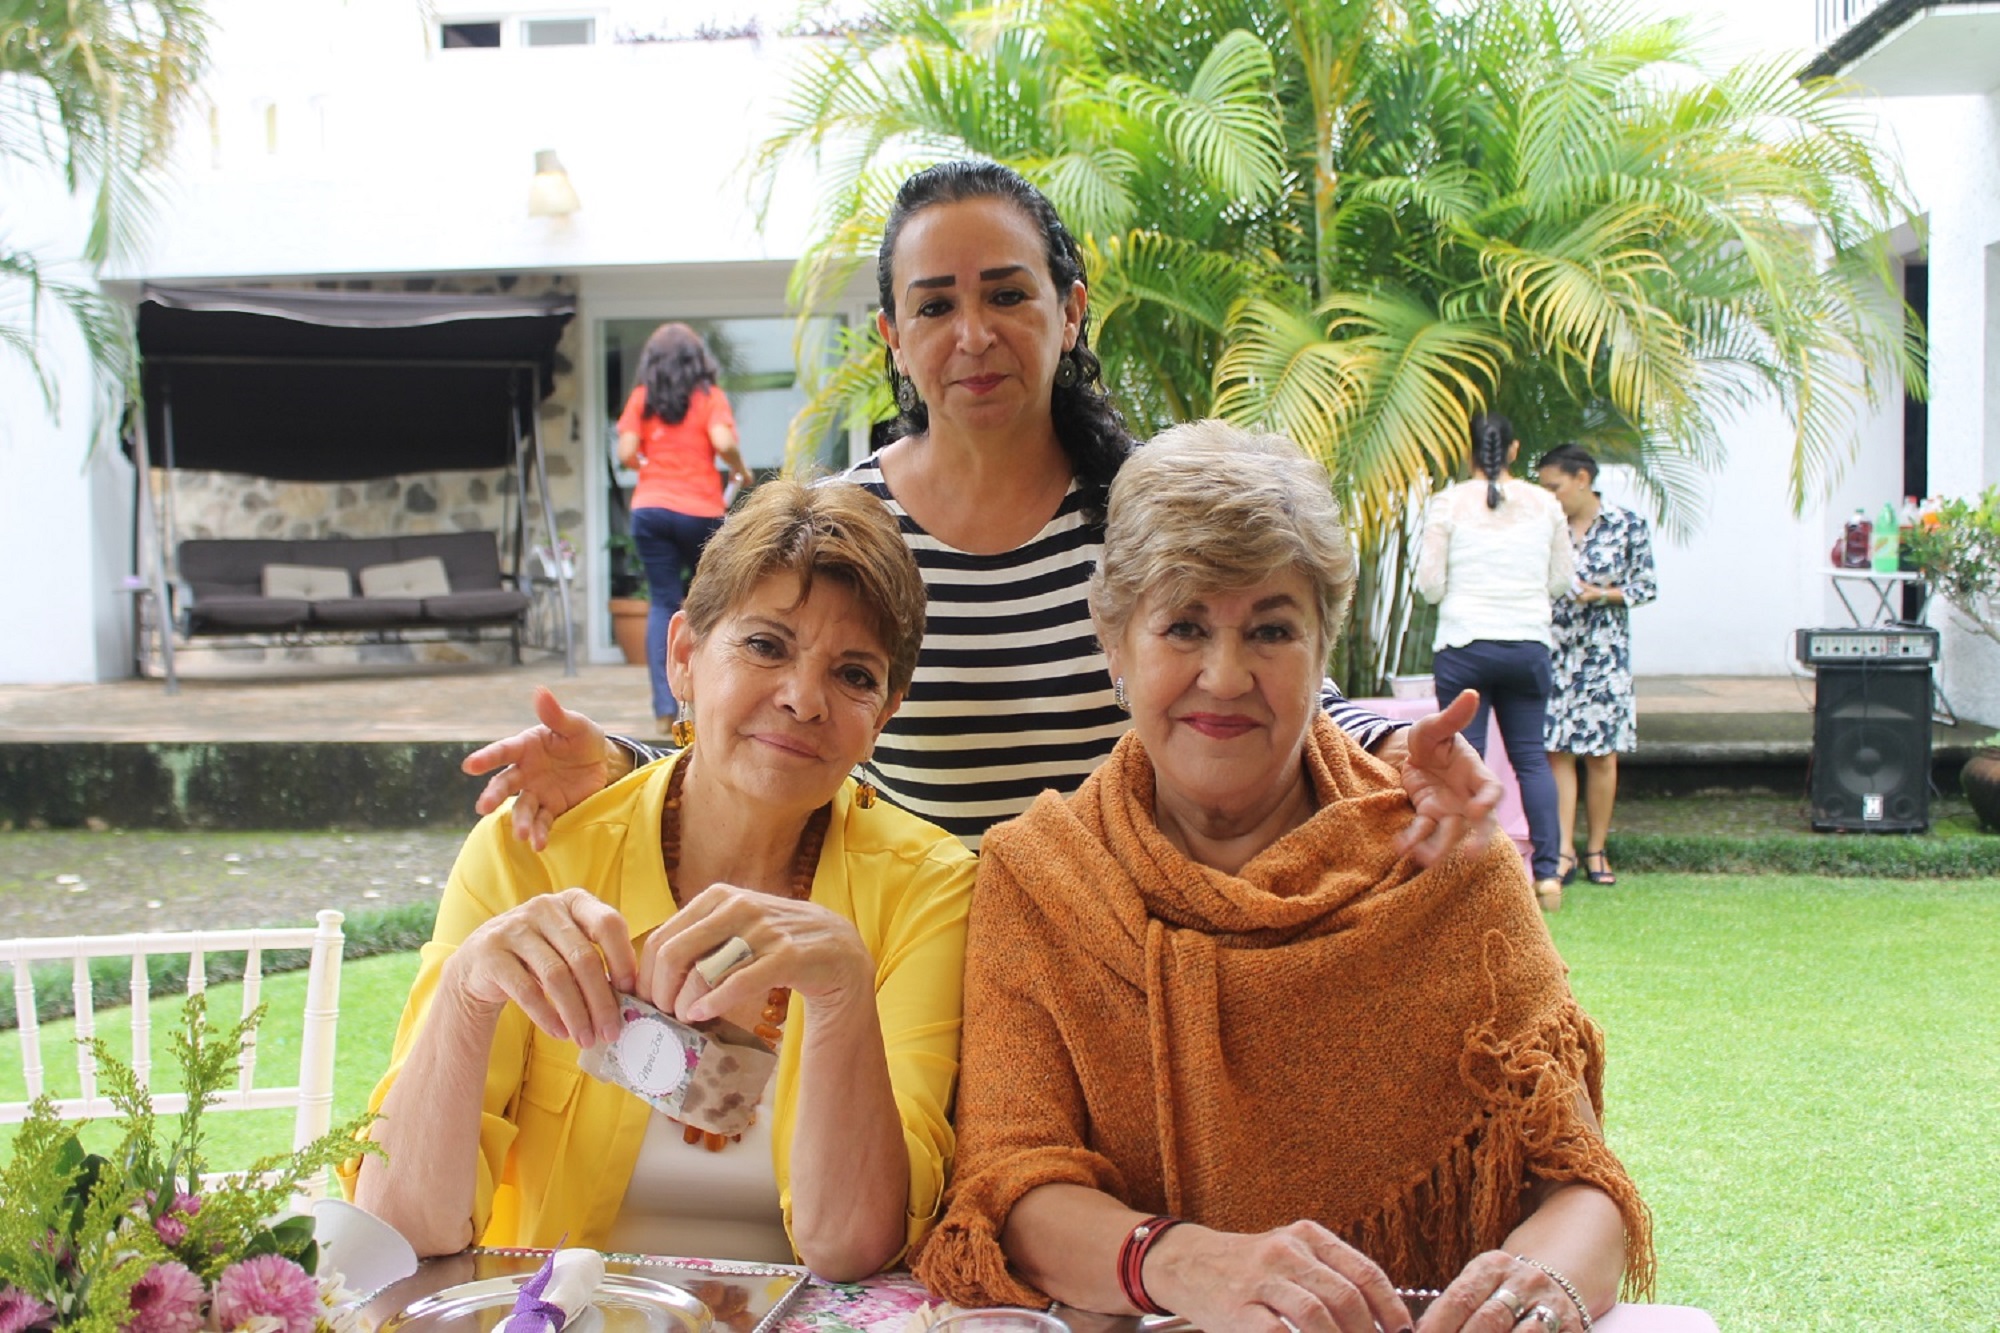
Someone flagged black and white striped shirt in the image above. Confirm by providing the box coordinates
[624,454,1400,849]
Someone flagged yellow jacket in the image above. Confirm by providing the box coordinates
[345,751,975,1260]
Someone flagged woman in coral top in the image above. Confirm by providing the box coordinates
[619,323,755,733]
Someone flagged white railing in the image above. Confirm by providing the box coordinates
[1818,0,1890,45]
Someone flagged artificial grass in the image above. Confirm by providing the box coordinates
[1549,873,2000,1330]
[0,951,421,1169]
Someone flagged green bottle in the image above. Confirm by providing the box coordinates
[1871,501,1899,572]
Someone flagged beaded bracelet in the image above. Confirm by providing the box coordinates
[1514,1255,1592,1332]
[1117,1215,1183,1316]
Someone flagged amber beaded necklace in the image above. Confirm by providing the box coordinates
[657,753,830,1150]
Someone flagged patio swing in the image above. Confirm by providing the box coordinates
[127,284,579,693]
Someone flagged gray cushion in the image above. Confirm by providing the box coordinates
[262,564,351,600]
[422,589,531,623]
[358,557,451,598]
[309,597,425,626]
[189,595,311,630]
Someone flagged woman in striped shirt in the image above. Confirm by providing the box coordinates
[466,161,1497,855]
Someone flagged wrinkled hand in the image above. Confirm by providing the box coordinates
[443,887,638,1048]
[461,686,617,850]
[1418,1251,1580,1333]
[1145,1221,1412,1333]
[1390,688,1503,867]
[639,882,874,1027]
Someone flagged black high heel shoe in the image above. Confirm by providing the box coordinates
[1557,851,1579,887]
[1583,849,1617,885]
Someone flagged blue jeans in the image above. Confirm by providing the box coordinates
[1432,640,1563,880]
[631,506,723,719]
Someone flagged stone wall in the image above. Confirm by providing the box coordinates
[144,273,588,674]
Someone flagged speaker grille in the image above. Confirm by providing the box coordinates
[1809,664,1931,832]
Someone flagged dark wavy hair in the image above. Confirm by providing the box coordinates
[637,322,720,425]
[1535,442,1599,483]
[875,159,1133,520]
[1470,411,1515,509]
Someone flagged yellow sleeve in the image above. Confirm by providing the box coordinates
[335,804,553,1239]
[876,845,975,1260]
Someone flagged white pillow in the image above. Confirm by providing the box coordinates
[262,564,352,601]
[358,556,452,599]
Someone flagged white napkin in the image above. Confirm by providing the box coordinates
[498,1249,606,1333]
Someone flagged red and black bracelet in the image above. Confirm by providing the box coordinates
[1116,1214,1183,1316]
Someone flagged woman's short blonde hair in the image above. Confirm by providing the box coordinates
[1089,421,1356,654]
[682,479,927,697]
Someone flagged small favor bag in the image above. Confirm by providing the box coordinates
[578,993,777,1137]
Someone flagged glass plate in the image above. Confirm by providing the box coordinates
[360,1250,810,1333]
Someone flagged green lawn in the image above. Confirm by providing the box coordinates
[0,952,420,1169]
[5,876,1995,1330]
[1549,874,1999,1330]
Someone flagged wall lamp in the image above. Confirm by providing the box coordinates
[528,150,580,218]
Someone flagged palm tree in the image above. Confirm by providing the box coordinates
[1,0,211,431]
[763,0,1918,693]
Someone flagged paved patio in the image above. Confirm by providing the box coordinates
[0,664,1818,744]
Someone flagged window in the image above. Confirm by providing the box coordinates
[523,17,594,45]
[440,21,501,47]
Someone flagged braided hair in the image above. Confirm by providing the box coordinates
[1470,411,1514,509]
[875,160,1133,521]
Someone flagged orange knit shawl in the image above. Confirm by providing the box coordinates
[914,716,1652,1307]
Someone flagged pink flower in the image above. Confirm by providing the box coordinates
[153,1213,188,1246]
[122,1262,205,1333]
[171,1192,202,1217]
[0,1286,55,1333]
[209,1256,320,1333]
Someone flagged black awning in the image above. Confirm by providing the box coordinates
[133,285,575,481]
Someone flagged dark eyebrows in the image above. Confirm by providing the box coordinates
[904,264,1031,296]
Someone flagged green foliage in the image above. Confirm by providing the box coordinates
[1605,829,2000,879]
[0,0,211,431]
[761,0,1918,692]
[2,900,437,1032]
[1906,486,2000,646]
[0,992,380,1327]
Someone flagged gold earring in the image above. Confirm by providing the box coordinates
[670,703,695,749]
[853,768,877,808]
[1113,676,1129,712]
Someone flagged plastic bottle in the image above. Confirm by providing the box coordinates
[1842,509,1872,568]
[1898,496,1920,571]
[1872,501,1899,572]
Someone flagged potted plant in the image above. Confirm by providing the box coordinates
[1906,486,2000,829]
[605,531,649,667]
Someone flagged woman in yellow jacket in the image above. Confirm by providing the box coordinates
[346,480,973,1280]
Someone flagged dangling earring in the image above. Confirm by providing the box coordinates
[894,374,922,414]
[670,702,695,749]
[1113,676,1129,712]
[1052,350,1080,389]
[852,770,878,809]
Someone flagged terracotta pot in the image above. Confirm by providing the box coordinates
[1962,748,2000,832]
[608,597,650,667]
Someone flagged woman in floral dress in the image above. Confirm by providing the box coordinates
[1537,445,1658,886]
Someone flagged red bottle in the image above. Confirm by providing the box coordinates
[1841,509,1872,569]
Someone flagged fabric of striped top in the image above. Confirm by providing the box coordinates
[621,453,1403,850]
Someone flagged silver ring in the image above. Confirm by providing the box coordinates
[1489,1286,1527,1321]
[1526,1303,1562,1331]
[694,935,754,987]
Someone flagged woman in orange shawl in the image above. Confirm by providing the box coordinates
[913,422,1652,1333]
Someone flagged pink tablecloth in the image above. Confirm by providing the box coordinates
[783,1273,1718,1331]
[1356,694,1533,862]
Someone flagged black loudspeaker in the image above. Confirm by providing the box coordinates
[1809,663,1932,832]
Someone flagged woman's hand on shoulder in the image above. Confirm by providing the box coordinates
[443,886,638,1048]
[1391,688,1503,868]
[639,883,874,1026]
[460,686,622,850]
[1146,1221,1412,1333]
[1417,1250,1581,1333]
